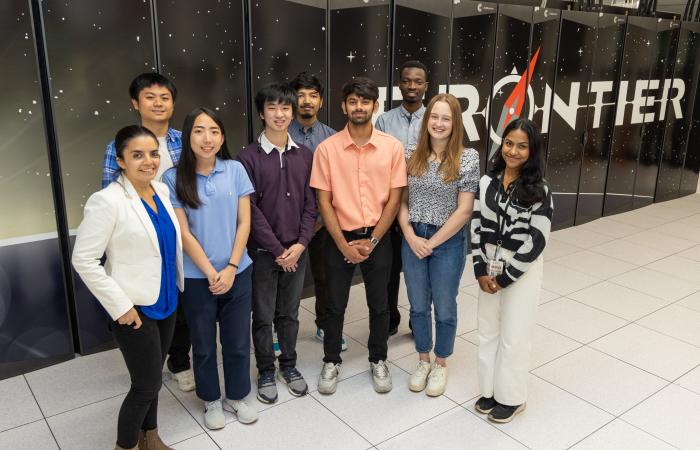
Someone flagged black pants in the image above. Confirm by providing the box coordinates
[112,309,176,449]
[387,222,403,330]
[308,227,329,328]
[323,230,392,364]
[166,299,192,373]
[251,249,308,373]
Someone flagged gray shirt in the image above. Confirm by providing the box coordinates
[375,104,426,151]
[406,147,480,226]
[289,119,336,152]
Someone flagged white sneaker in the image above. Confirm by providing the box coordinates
[426,363,447,397]
[204,399,225,430]
[172,369,196,392]
[371,360,392,393]
[223,398,258,424]
[408,361,432,392]
[318,362,341,395]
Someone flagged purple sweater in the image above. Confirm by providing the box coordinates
[237,142,317,257]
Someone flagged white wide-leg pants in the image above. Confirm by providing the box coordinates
[477,256,543,406]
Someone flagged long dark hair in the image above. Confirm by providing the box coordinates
[113,125,157,180]
[489,118,545,207]
[175,107,232,208]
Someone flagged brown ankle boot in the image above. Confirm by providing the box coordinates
[142,428,173,450]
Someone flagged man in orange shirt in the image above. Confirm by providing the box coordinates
[310,77,407,395]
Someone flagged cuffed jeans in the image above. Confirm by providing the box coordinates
[477,256,543,406]
[181,267,252,402]
[402,222,466,358]
[323,230,392,364]
[251,249,308,373]
[112,309,176,449]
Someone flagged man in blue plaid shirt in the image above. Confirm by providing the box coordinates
[101,73,182,188]
[100,73,194,394]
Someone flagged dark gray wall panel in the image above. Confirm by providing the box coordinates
[575,14,626,224]
[42,0,156,352]
[329,0,391,130]
[0,0,72,377]
[545,11,597,230]
[249,0,327,137]
[633,19,679,209]
[604,17,656,216]
[450,1,498,172]
[157,0,248,152]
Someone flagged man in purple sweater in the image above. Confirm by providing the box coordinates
[237,83,317,404]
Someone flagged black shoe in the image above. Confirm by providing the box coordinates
[488,402,526,423]
[389,325,399,336]
[474,396,497,414]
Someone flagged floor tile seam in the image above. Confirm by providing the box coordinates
[529,372,618,417]
[549,250,642,276]
[605,275,700,304]
[41,391,127,420]
[615,417,683,449]
[22,374,77,449]
[562,295,639,323]
[168,432,222,449]
[533,323,588,346]
[527,341,586,372]
[0,417,49,437]
[22,374,48,419]
[562,416,617,450]
[585,243,675,266]
[306,391,375,448]
[458,401,534,449]
[371,404,466,448]
[538,297,630,344]
[161,382,217,433]
[632,319,700,350]
[576,345,677,384]
[670,361,700,385]
[671,381,700,399]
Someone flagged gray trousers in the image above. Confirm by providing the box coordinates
[251,249,308,373]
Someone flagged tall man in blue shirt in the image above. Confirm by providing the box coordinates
[289,73,348,352]
[375,60,429,335]
[100,73,195,393]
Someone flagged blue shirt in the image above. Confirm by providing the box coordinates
[102,128,182,189]
[289,119,336,152]
[374,104,425,151]
[139,194,178,320]
[162,158,255,278]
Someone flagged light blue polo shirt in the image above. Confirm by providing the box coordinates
[163,158,255,278]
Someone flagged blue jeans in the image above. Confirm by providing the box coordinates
[402,222,467,358]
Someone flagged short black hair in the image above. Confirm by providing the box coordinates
[399,60,428,79]
[290,72,324,98]
[128,73,178,102]
[341,77,379,102]
[254,83,298,121]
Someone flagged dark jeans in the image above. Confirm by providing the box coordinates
[323,230,392,364]
[387,221,403,330]
[181,267,252,402]
[251,249,308,373]
[166,299,192,373]
[308,227,329,328]
[112,309,176,449]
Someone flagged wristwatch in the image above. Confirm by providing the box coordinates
[369,235,379,247]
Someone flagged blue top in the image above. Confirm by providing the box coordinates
[374,104,425,151]
[162,158,255,278]
[102,128,182,189]
[288,119,336,152]
[139,194,178,320]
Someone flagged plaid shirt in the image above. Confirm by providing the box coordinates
[101,127,182,188]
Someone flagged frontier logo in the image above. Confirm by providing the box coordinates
[376,46,685,158]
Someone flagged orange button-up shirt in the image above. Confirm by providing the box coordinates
[310,126,408,231]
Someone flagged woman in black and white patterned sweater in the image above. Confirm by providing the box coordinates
[470,118,553,424]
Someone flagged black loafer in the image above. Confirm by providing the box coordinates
[474,396,497,414]
[488,402,526,423]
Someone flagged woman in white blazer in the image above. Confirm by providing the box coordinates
[72,125,183,450]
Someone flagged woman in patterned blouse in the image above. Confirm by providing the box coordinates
[397,93,480,397]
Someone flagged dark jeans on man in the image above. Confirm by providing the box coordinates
[181,267,252,402]
[251,249,308,373]
[323,229,392,364]
[166,299,192,374]
[112,309,176,449]
[387,221,403,330]
[308,227,329,329]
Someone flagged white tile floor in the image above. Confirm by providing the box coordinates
[3,194,700,449]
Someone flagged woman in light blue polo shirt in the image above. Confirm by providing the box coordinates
[163,107,257,430]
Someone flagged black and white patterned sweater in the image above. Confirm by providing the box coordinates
[470,173,554,288]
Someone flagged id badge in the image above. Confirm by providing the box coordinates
[487,259,504,277]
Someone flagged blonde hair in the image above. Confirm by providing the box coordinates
[406,93,465,183]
